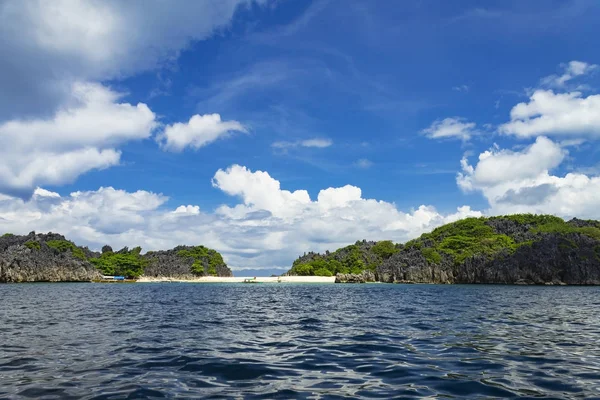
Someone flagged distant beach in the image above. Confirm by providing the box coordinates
[136,275,336,283]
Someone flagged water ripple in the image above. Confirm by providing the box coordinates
[1,283,600,398]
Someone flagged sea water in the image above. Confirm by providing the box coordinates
[1,283,599,398]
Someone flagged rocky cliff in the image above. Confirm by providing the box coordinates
[143,246,233,278]
[287,215,600,285]
[0,233,233,282]
[0,232,101,283]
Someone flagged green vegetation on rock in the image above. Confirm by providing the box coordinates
[493,214,565,226]
[371,240,400,259]
[287,214,600,278]
[288,240,393,276]
[421,247,442,264]
[46,239,87,260]
[532,221,600,240]
[177,246,224,276]
[423,218,518,264]
[2,233,14,238]
[24,240,41,250]
[90,247,147,278]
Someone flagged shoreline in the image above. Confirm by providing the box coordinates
[135,276,337,284]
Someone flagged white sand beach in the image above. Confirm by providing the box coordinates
[136,275,336,283]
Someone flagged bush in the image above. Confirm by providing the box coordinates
[496,214,564,226]
[178,246,224,276]
[313,267,333,277]
[421,247,442,264]
[371,240,399,259]
[24,240,41,250]
[2,233,14,238]
[290,263,313,276]
[532,222,600,241]
[90,246,147,278]
[46,240,86,260]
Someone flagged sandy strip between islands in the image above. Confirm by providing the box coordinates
[136,276,336,283]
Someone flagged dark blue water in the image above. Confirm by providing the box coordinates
[1,284,600,399]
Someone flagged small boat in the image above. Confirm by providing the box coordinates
[243,278,260,283]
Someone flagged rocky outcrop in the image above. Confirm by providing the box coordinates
[0,233,233,282]
[377,219,600,285]
[377,248,454,284]
[143,246,233,278]
[335,270,377,283]
[0,232,101,283]
[291,215,600,285]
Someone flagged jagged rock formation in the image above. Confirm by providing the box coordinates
[378,216,600,285]
[288,215,600,285]
[0,233,233,282]
[335,271,377,283]
[287,240,399,276]
[0,232,101,283]
[143,246,233,278]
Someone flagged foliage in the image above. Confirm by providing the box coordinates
[426,217,492,242]
[371,240,399,259]
[46,240,86,260]
[24,240,41,250]
[291,263,314,276]
[287,214,600,275]
[438,233,516,264]
[532,222,600,240]
[421,247,442,264]
[2,233,14,238]
[492,214,564,226]
[290,251,356,276]
[404,239,422,250]
[90,247,147,278]
[313,267,333,277]
[177,246,224,276]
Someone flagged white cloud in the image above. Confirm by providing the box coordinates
[457,137,565,189]
[354,159,373,168]
[0,0,263,118]
[272,138,332,149]
[452,85,470,92]
[0,82,156,197]
[457,137,600,219]
[540,60,598,88]
[0,165,482,270]
[173,205,200,215]
[422,117,476,141]
[301,138,332,148]
[212,165,311,219]
[158,113,246,152]
[499,90,600,138]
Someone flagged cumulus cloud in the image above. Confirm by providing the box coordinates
[0,82,156,198]
[212,165,311,219]
[0,166,482,270]
[271,138,333,149]
[158,113,246,152]
[422,117,476,141]
[457,137,566,189]
[0,0,263,119]
[540,60,598,88]
[457,137,600,219]
[499,90,600,138]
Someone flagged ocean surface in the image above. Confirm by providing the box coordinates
[1,283,600,399]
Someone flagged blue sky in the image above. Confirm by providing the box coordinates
[1,0,600,275]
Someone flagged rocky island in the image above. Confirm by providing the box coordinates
[0,232,232,283]
[287,214,600,285]
[3,214,600,285]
